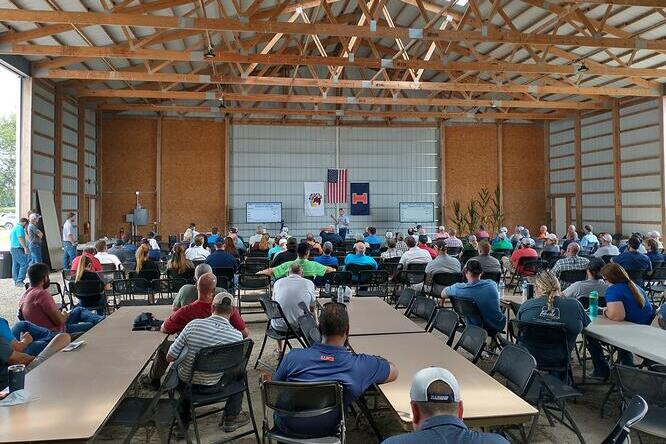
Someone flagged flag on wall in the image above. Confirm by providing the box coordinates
[304,182,325,217]
[350,182,370,215]
[327,169,347,203]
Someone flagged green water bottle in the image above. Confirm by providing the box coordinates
[589,290,599,318]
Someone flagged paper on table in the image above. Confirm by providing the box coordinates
[0,390,35,407]
[62,340,85,352]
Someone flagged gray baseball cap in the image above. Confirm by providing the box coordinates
[410,367,460,403]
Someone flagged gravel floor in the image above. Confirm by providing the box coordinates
[0,274,661,444]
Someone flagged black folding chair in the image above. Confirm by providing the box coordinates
[559,269,587,288]
[167,268,195,285]
[393,270,426,300]
[178,339,259,444]
[297,313,320,347]
[453,324,487,364]
[406,262,427,272]
[239,261,266,275]
[237,274,271,315]
[601,395,648,444]
[355,270,389,298]
[449,296,483,331]
[255,296,305,370]
[614,364,666,441]
[345,263,374,287]
[446,246,462,256]
[480,271,502,283]
[430,272,463,298]
[101,262,118,272]
[212,267,236,292]
[541,251,560,263]
[601,255,615,264]
[112,278,153,307]
[261,380,345,444]
[152,278,187,305]
[319,271,352,299]
[394,287,417,312]
[427,308,458,346]
[69,280,107,314]
[404,294,437,324]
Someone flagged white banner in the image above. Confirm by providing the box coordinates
[304,182,325,217]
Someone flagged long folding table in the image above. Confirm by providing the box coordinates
[345,297,426,336]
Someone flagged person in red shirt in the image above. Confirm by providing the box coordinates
[474,224,490,241]
[509,238,539,275]
[141,272,249,390]
[417,235,437,259]
[70,247,102,272]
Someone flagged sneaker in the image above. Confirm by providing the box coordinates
[15,282,24,287]
[139,374,160,391]
[222,411,251,432]
[173,424,189,439]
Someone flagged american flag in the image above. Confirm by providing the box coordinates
[327,169,347,203]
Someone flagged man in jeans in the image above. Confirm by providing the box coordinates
[9,217,30,287]
[27,213,44,265]
[62,212,77,269]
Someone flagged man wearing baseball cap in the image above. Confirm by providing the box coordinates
[593,233,620,259]
[509,237,539,276]
[382,367,508,443]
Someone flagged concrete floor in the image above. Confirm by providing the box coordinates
[0,274,661,444]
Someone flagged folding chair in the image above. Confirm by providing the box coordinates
[261,380,345,444]
[480,271,502,283]
[614,364,666,441]
[453,324,487,364]
[345,263,374,288]
[355,270,389,298]
[601,395,648,444]
[101,262,118,272]
[449,296,482,331]
[394,287,417,312]
[601,255,615,264]
[112,278,153,307]
[236,274,271,315]
[69,280,107,314]
[406,262,427,272]
[212,267,235,292]
[167,268,195,285]
[540,251,560,263]
[508,258,546,294]
[446,246,462,256]
[392,270,426,300]
[431,272,463,294]
[319,271,352,299]
[559,270,587,288]
[255,296,305,370]
[178,339,259,444]
[152,278,187,305]
[404,294,437,324]
[427,308,458,346]
[296,313,320,346]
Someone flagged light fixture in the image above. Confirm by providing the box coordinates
[204,46,216,59]
[576,62,589,74]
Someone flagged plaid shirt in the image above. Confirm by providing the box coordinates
[381,248,402,260]
[395,241,409,254]
[444,237,463,249]
[551,255,590,277]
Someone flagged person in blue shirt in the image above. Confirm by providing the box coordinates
[645,238,664,266]
[363,226,383,252]
[205,240,239,271]
[207,226,221,245]
[320,225,344,246]
[9,217,30,287]
[344,242,378,282]
[382,367,509,444]
[273,302,398,438]
[441,260,506,337]
[580,224,599,251]
[0,316,71,370]
[612,237,651,286]
[267,237,286,261]
[121,234,137,256]
[313,242,339,286]
[587,263,654,379]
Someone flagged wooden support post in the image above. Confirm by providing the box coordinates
[497,123,504,212]
[544,121,551,228]
[439,119,446,226]
[612,100,623,235]
[19,78,32,217]
[224,114,230,231]
[77,100,86,242]
[95,110,102,240]
[156,116,162,232]
[574,112,583,228]
[53,86,63,217]
[660,97,666,238]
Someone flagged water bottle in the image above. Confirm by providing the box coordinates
[498,281,505,295]
[337,286,344,304]
[325,282,331,297]
[589,290,599,318]
[521,281,528,302]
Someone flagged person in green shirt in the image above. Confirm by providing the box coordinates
[491,232,513,252]
[257,243,336,280]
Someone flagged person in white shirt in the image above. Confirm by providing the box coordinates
[183,223,197,243]
[146,231,160,251]
[94,239,123,270]
[399,236,433,268]
[185,235,210,261]
[62,212,77,269]
[271,262,317,332]
[248,226,264,247]
[593,233,620,258]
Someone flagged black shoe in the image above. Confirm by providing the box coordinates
[588,372,610,382]
[139,374,160,391]
[222,412,251,432]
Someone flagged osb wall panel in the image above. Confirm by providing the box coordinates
[502,124,545,234]
[444,125,498,228]
[101,118,157,236]
[160,119,226,235]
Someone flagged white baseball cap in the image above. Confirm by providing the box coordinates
[410,367,460,403]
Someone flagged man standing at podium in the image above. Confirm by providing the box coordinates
[331,208,350,241]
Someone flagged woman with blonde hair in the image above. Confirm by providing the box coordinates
[166,243,194,281]
[252,233,271,252]
[134,243,160,282]
[71,255,107,316]
[517,270,590,366]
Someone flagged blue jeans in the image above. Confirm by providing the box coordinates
[11,320,58,356]
[66,306,104,333]
[339,228,348,240]
[587,337,635,377]
[29,243,43,265]
[10,247,30,285]
[63,242,76,270]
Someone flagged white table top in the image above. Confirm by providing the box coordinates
[0,306,172,443]
[345,297,425,336]
[350,333,537,427]
[584,316,666,365]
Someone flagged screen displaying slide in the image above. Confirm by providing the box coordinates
[246,202,282,223]
[399,202,434,223]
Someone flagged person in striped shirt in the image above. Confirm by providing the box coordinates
[167,291,250,433]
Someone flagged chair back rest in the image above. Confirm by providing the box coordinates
[446,247,462,256]
[614,364,666,406]
[405,294,436,322]
[297,313,319,346]
[395,270,426,286]
[238,274,270,290]
[112,278,151,295]
[449,296,482,327]
[259,296,288,322]
[454,324,487,363]
[600,395,648,444]
[382,256,401,264]
[190,339,253,384]
[240,261,266,275]
[261,381,344,421]
[559,269,587,284]
[167,267,195,283]
[345,263,374,277]
[601,254,614,264]
[152,278,187,294]
[101,263,117,272]
[396,287,417,310]
[480,271,501,283]
[427,309,458,346]
[540,251,559,261]
[357,270,389,287]
[626,268,646,283]
[432,272,463,287]
[247,250,267,258]
[490,344,537,397]
[69,279,105,296]
[577,295,607,309]
[514,319,570,371]
[406,262,427,272]
[321,271,353,287]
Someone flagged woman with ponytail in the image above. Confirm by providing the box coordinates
[517,270,590,356]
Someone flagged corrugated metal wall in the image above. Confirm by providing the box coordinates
[619,100,662,235]
[581,111,614,234]
[229,125,440,237]
[61,97,78,221]
[31,80,55,205]
[548,118,576,223]
[84,109,97,197]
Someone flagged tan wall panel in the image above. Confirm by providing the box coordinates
[503,124,545,235]
[444,125,498,229]
[100,118,157,236]
[160,119,226,235]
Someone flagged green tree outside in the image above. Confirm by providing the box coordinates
[0,114,16,208]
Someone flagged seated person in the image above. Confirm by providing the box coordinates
[536,225,550,240]
[395,233,409,254]
[107,239,128,264]
[441,260,506,337]
[19,263,103,334]
[646,230,663,250]
[382,368,509,444]
[517,271,590,364]
[443,229,463,249]
[399,236,432,268]
[70,246,102,272]
[491,227,508,245]
[260,243,336,280]
[251,233,271,253]
[222,236,240,259]
[509,238,538,275]
[463,235,478,254]
[319,225,344,246]
[205,240,239,271]
[611,236,651,286]
[551,242,590,279]
[541,233,561,254]
[344,242,378,271]
[1,316,70,370]
[593,233,620,258]
[364,227,382,252]
[273,303,398,437]
[417,235,437,259]
[304,233,323,255]
[381,238,402,260]
[166,243,195,281]
[146,232,162,261]
[134,244,161,282]
[167,292,250,432]
[94,239,123,270]
[562,259,609,299]
[70,255,108,314]
[272,263,316,333]
[645,238,664,266]
[313,242,339,268]
[580,224,599,251]
[267,237,286,261]
[207,226,221,245]
[468,241,501,274]
[475,225,490,241]
[270,238,298,268]
[491,231,512,252]
[425,241,461,274]
[185,235,210,261]
[121,234,137,257]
